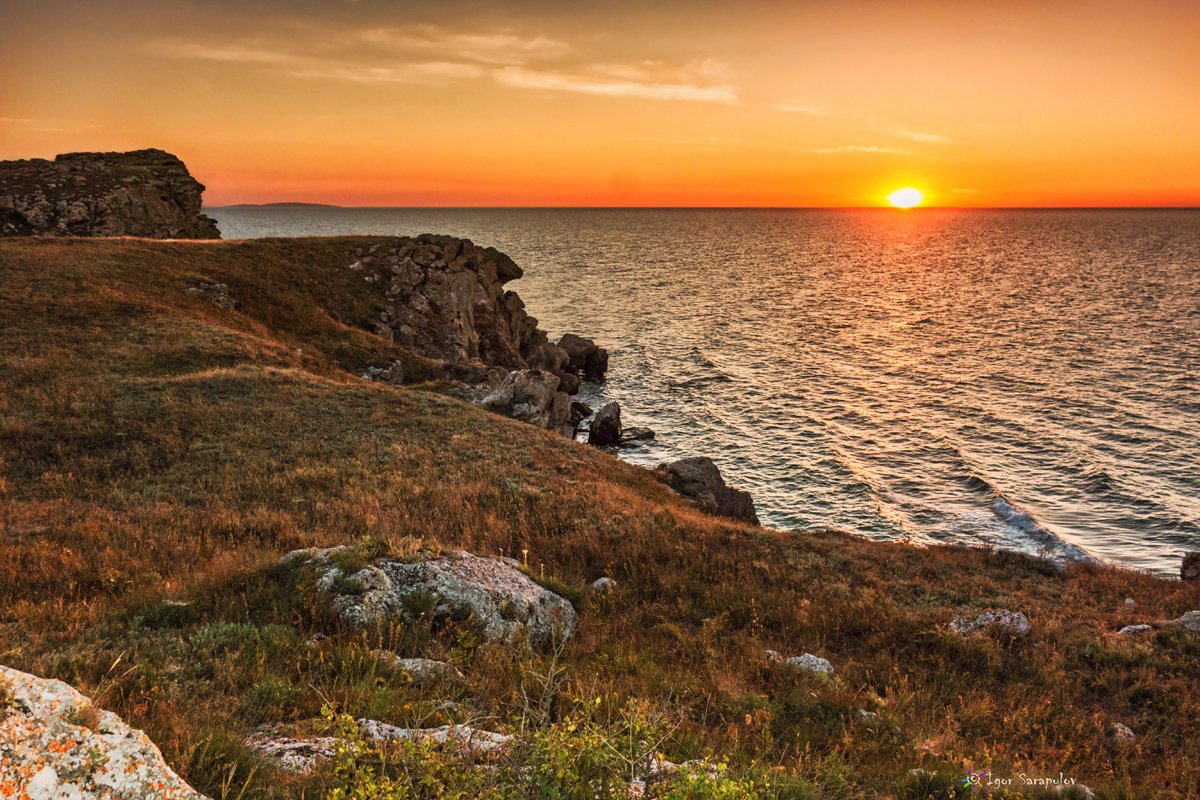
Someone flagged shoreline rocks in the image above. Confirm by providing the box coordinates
[656,457,759,524]
[588,401,622,445]
[1182,552,1200,582]
[0,149,221,238]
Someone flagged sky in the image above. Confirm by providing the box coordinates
[1,0,1198,207]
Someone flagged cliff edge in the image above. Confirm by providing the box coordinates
[0,148,221,239]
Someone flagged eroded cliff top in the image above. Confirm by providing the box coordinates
[0,147,221,239]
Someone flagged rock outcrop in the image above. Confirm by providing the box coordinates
[557,334,608,381]
[371,651,465,685]
[949,609,1031,637]
[0,664,209,799]
[289,547,576,651]
[0,149,221,239]
[656,457,759,524]
[588,402,622,446]
[481,369,573,437]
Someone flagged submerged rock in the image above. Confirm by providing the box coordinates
[0,148,221,238]
[656,457,759,525]
[621,426,656,442]
[289,547,576,651]
[588,401,622,445]
[0,664,209,798]
[949,609,1031,637]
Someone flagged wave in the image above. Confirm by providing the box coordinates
[991,494,1091,562]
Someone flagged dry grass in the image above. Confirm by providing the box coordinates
[2,236,1200,799]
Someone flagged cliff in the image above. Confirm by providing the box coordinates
[0,148,221,238]
[2,236,1200,799]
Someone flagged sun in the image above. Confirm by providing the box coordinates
[886,187,924,208]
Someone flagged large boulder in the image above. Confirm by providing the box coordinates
[0,149,221,238]
[289,547,577,651]
[1182,552,1200,582]
[588,401,622,446]
[557,334,608,381]
[656,457,759,525]
[0,664,210,799]
[482,369,573,437]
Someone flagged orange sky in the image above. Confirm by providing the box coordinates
[2,0,1198,207]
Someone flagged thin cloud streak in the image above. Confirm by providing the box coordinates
[355,25,571,65]
[806,145,914,155]
[494,66,739,104]
[892,127,950,143]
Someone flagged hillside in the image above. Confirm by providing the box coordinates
[2,236,1200,799]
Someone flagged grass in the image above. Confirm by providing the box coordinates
[2,235,1200,799]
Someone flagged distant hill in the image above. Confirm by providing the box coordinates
[218,202,342,208]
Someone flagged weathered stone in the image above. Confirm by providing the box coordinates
[588,401,622,445]
[290,547,576,651]
[555,370,581,395]
[0,149,221,238]
[949,609,1031,637]
[784,653,835,677]
[1111,722,1135,743]
[1118,624,1153,635]
[1182,552,1200,582]
[557,333,608,381]
[185,281,236,310]
[1161,610,1200,633]
[246,734,339,773]
[357,720,513,755]
[656,457,759,525]
[371,651,465,685]
[589,577,617,595]
[482,369,573,436]
[621,426,655,441]
[0,664,210,798]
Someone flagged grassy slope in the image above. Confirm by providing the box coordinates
[2,236,1199,799]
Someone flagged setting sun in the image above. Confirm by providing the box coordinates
[886,188,925,208]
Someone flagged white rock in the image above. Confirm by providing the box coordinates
[784,653,835,677]
[1118,624,1152,635]
[855,710,880,722]
[246,735,340,773]
[949,609,1030,637]
[0,664,209,799]
[1161,610,1200,633]
[1111,722,1135,743]
[356,720,513,754]
[1124,598,1135,607]
[589,577,617,594]
[293,547,577,651]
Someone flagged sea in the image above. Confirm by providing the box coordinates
[208,207,1200,576]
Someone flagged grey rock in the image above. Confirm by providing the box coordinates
[482,369,573,436]
[855,709,880,722]
[949,609,1030,637]
[1161,610,1200,633]
[1124,597,1136,607]
[185,281,237,310]
[1118,624,1152,635]
[294,547,576,651]
[1111,722,1135,743]
[588,401,622,446]
[357,720,513,754]
[246,735,339,773]
[621,426,656,442]
[656,457,759,525]
[589,576,617,595]
[784,653,835,677]
[0,148,221,238]
[1182,552,1200,582]
[0,664,210,798]
[371,651,465,685]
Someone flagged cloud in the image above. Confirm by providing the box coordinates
[147,41,484,84]
[148,31,740,104]
[770,101,822,115]
[494,64,739,104]
[806,145,914,155]
[892,127,950,143]
[634,135,754,150]
[355,25,571,65]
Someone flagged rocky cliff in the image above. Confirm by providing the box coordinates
[0,148,221,238]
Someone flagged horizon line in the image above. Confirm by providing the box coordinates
[205,204,1200,211]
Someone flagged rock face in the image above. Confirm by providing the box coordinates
[290,547,576,651]
[1182,552,1200,582]
[656,457,759,525]
[0,149,221,239]
[0,664,209,799]
[481,369,573,437]
[588,402,622,446]
[949,609,1031,637]
[556,334,608,381]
